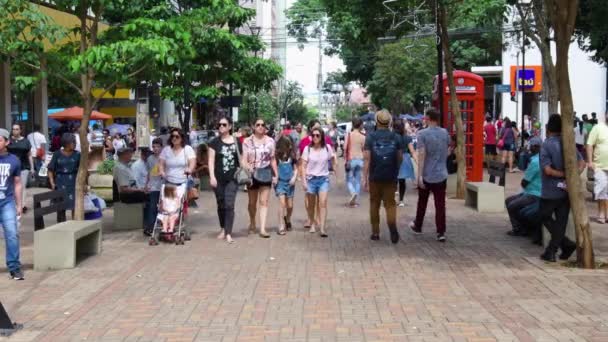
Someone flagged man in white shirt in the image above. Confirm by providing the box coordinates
[27,124,47,171]
[131,148,151,189]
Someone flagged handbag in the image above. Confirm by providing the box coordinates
[497,138,505,150]
[234,143,252,185]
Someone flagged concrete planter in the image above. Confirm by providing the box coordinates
[88,172,113,202]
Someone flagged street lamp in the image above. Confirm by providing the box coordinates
[518,0,532,148]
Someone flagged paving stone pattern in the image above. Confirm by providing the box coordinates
[2,173,608,341]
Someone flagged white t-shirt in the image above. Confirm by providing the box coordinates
[131,159,148,189]
[27,132,47,156]
[574,126,585,145]
[112,138,126,157]
[159,145,196,184]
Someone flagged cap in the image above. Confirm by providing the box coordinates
[0,128,9,140]
[117,147,134,156]
[529,137,542,147]
[375,110,392,126]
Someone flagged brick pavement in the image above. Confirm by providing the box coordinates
[2,172,608,341]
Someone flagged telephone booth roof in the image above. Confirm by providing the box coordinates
[433,70,485,99]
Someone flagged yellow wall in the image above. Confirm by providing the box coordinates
[98,107,136,123]
[91,89,131,99]
[36,5,109,50]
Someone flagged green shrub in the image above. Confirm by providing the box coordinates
[96,159,115,175]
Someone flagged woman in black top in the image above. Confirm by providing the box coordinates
[208,116,241,244]
[8,123,33,212]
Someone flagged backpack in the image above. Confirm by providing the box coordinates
[370,132,399,181]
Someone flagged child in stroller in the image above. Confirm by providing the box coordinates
[149,183,187,245]
[159,184,181,233]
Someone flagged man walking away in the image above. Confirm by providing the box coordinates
[539,114,585,262]
[363,110,403,243]
[586,114,608,223]
[27,124,47,173]
[0,128,24,280]
[409,108,450,242]
[506,137,542,236]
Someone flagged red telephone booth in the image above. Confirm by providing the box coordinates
[432,70,485,182]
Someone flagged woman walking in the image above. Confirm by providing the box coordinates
[47,133,80,217]
[158,128,197,212]
[126,127,136,149]
[112,132,126,160]
[8,123,33,213]
[208,117,240,244]
[395,121,418,206]
[344,118,366,207]
[301,127,336,237]
[242,118,277,238]
[500,118,518,173]
[275,136,297,235]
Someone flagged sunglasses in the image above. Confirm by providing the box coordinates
[171,134,181,139]
[218,122,229,127]
[255,123,265,127]
[312,134,321,137]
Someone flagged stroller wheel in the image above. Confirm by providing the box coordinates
[148,238,158,246]
[184,231,191,241]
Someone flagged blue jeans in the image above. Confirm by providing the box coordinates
[0,200,20,272]
[145,191,161,230]
[347,159,364,196]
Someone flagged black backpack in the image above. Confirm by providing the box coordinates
[370,132,399,181]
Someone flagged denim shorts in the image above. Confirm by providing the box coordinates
[306,176,330,194]
[503,143,516,152]
[275,180,295,198]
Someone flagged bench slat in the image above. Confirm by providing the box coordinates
[34,202,67,217]
[33,190,66,202]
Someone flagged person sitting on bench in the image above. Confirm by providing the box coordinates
[506,137,542,236]
[113,147,145,203]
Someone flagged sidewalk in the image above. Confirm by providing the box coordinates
[1,172,608,341]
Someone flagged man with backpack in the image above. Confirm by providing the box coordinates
[409,108,450,242]
[362,110,403,244]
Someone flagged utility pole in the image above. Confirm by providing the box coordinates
[435,0,444,126]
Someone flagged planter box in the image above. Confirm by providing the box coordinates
[89,172,113,202]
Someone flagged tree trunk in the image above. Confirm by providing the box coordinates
[548,0,594,268]
[439,3,466,199]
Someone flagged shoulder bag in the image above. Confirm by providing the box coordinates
[234,140,252,185]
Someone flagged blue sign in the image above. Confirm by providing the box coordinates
[494,84,511,93]
[517,69,536,89]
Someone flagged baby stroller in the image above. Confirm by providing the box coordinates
[149,183,189,246]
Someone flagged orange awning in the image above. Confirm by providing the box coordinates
[48,107,112,121]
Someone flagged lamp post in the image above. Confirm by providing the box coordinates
[519,0,532,148]
[435,0,444,126]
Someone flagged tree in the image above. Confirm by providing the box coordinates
[438,1,467,200]
[577,0,608,64]
[104,0,282,130]
[508,0,559,114]
[366,38,436,114]
[546,0,594,268]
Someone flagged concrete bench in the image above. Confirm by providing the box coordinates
[34,220,102,270]
[465,182,505,213]
[113,201,144,230]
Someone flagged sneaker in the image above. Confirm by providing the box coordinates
[436,234,446,242]
[349,194,357,207]
[409,222,422,234]
[559,242,576,260]
[398,201,405,207]
[540,250,556,262]
[370,234,380,241]
[10,270,24,280]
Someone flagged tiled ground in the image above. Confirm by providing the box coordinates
[2,171,608,341]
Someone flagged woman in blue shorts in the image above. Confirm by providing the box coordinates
[274,136,297,235]
[301,128,337,237]
[500,118,519,173]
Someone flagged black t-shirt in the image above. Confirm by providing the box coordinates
[208,137,239,183]
[8,137,31,170]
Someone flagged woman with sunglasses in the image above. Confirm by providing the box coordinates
[301,127,336,237]
[158,128,196,200]
[242,119,278,238]
[208,117,242,243]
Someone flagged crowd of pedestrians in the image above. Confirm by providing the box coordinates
[4,107,606,281]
